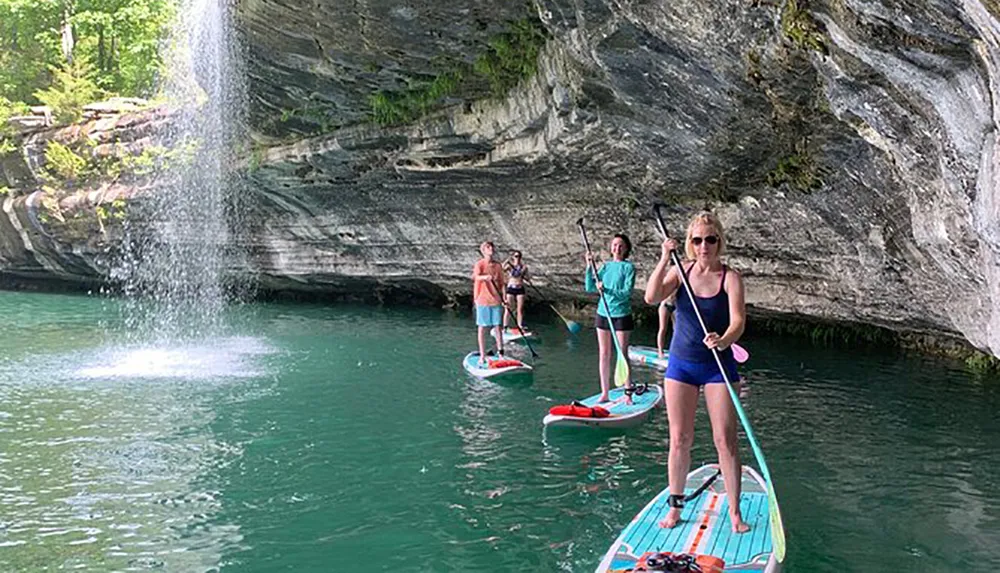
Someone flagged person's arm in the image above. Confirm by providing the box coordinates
[473,261,495,282]
[717,269,745,350]
[657,302,669,354]
[644,239,681,304]
[584,261,601,293]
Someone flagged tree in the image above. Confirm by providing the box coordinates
[34,59,103,124]
[0,0,176,105]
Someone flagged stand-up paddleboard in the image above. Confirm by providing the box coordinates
[462,351,533,379]
[493,327,539,344]
[595,464,781,572]
[628,345,669,370]
[543,384,662,429]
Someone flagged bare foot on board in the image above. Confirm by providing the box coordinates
[659,507,682,528]
[730,512,750,533]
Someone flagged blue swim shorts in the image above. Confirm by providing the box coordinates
[664,355,739,386]
[475,304,503,327]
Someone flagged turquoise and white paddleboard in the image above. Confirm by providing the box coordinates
[492,327,538,343]
[542,384,662,429]
[462,351,533,379]
[595,464,781,572]
[628,345,669,370]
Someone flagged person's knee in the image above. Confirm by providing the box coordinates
[713,429,739,456]
[670,428,694,450]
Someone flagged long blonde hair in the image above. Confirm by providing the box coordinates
[684,211,726,260]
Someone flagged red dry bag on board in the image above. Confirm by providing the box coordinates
[548,403,610,418]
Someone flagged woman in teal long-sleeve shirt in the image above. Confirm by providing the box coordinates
[585,233,636,402]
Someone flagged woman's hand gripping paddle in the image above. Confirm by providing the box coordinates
[577,219,630,388]
[651,204,785,562]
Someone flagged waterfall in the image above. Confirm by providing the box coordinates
[112,0,251,341]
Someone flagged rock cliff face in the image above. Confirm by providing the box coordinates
[0,107,171,288]
[2,0,1000,358]
[238,0,1000,356]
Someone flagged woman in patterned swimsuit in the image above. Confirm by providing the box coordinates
[502,251,529,330]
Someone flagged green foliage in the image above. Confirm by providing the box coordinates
[473,18,548,98]
[279,102,342,133]
[0,0,63,103]
[34,60,103,124]
[94,197,126,222]
[965,351,1000,374]
[71,0,176,95]
[782,0,827,53]
[368,17,548,127]
[0,96,30,154]
[118,139,199,177]
[0,0,175,105]
[36,136,198,192]
[248,145,264,172]
[43,140,90,181]
[369,72,462,126]
[120,144,167,175]
[620,195,639,213]
[767,139,826,192]
[752,315,898,348]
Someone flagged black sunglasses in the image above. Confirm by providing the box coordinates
[690,235,719,246]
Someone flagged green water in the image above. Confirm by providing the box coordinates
[1,291,999,572]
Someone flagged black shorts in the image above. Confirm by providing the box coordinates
[506,285,525,296]
[595,314,634,332]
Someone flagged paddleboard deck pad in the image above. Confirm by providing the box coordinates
[627,345,669,370]
[462,351,533,379]
[596,464,780,572]
[543,384,662,429]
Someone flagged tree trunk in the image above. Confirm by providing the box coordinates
[98,25,105,71]
[60,8,74,64]
[110,34,118,73]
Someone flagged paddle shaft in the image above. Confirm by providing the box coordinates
[577,220,630,387]
[652,205,785,561]
[525,281,578,329]
[493,276,538,358]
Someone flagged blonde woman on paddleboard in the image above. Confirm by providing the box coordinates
[644,211,749,534]
[585,233,635,403]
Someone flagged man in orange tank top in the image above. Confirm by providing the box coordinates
[471,241,505,364]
